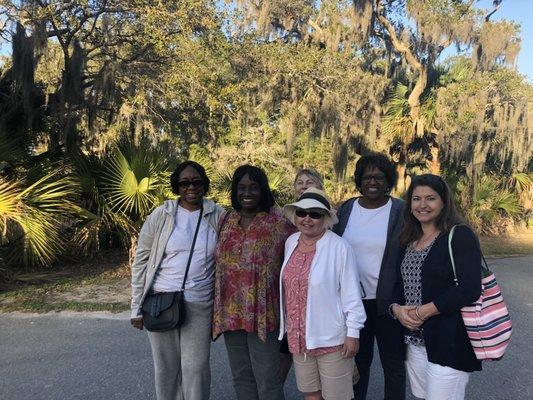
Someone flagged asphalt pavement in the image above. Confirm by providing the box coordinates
[1,256,531,400]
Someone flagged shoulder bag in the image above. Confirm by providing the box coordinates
[141,204,204,332]
[448,225,513,361]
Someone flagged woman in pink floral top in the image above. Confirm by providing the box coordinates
[280,187,366,400]
[213,165,293,400]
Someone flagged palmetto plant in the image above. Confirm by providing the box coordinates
[103,142,169,220]
[71,140,171,257]
[458,175,522,234]
[209,168,232,207]
[0,170,78,267]
[508,172,532,227]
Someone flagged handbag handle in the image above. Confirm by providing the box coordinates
[448,225,491,288]
[181,204,204,291]
[448,225,459,287]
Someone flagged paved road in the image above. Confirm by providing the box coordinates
[1,256,531,400]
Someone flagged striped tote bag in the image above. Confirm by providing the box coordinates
[448,226,513,361]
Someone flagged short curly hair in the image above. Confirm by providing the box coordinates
[170,160,210,195]
[354,153,398,192]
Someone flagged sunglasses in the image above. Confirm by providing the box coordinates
[295,209,326,219]
[177,179,204,189]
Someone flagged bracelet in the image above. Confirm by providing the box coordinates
[415,306,426,321]
[388,303,398,320]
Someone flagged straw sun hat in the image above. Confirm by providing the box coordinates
[283,187,338,227]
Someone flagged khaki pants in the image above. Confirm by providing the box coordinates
[293,351,354,400]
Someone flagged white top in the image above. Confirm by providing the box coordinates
[152,205,217,301]
[342,198,392,299]
[279,230,366,348]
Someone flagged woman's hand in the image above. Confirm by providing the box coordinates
[410,302,439,322]
[341,337,359,358]
[392,304,423,331]
[131,317,144,330]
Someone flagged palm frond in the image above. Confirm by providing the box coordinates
[0,178,22,235]
[103,146,166,219]
[510,172,532,192]
[0,170,77,267]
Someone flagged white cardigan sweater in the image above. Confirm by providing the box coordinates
[278,230,366,350]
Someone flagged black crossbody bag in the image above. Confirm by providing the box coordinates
[141,205,204,332]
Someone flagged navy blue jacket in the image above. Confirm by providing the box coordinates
[333,196,404,316]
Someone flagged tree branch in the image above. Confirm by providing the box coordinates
[485,0,502,22]
[374,1,422,72]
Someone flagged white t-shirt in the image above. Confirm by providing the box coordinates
[152,205,217,301]
[342,198,392,299]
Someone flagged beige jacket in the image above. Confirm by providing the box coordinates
[130,198,224,319]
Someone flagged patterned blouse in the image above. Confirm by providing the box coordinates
[212,209,294,342]
[282,247,343,356]
[400,239,436,346]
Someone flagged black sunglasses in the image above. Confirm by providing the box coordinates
[295,209,326,219]
[178,179,204,189]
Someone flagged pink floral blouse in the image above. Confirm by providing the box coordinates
[282,247,343,356]
[213,209,294,342]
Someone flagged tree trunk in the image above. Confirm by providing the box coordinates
[396,162,407,194]
[430,146,441,175]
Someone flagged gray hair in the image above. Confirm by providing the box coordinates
[293,168,324,189]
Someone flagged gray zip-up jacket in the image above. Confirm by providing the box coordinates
[130,198,225,319]
[333,196,404,316]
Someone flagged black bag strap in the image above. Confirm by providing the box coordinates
[181,204,204,291]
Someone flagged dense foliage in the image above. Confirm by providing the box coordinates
[0,0,531,272]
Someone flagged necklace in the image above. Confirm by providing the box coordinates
[413,232,440,251]
[299,238,319,247]
[298,231,325,248]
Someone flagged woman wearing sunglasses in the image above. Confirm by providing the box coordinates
[279,168,325,385]
[130,160,225,400]
[279,187,366,400]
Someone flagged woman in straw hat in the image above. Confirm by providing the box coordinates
[279,187,367,400]
[279,168,326,385]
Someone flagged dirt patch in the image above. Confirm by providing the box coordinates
[52,277,130,304]
[480,230,533,257]
[0,250,131,313]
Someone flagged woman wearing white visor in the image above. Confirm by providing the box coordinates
[279,187,366,400]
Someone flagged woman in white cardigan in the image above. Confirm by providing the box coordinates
[279,187,366,400]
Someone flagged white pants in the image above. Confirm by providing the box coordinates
[406,344,470,400]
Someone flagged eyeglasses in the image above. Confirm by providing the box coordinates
[295,209,326,219]
[361,175,386,183]
[177,179,204,189]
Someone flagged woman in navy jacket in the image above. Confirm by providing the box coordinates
[390,174,481,400]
